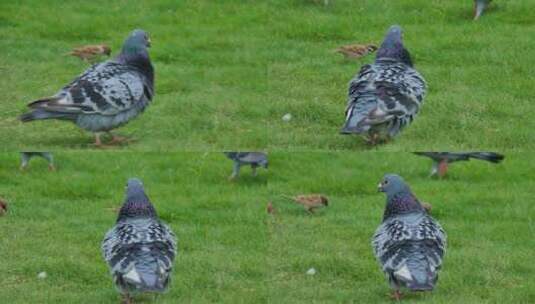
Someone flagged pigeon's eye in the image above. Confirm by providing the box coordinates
[383,180,389,185]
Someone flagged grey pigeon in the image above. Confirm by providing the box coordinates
[413,152,504,177]
[341,25,426,145]
[102,178,177,304]
[20,152,55,171]
[20,29,154,146]
[474,0,492,20]
[224,152,268,180]
[372,174,446,300]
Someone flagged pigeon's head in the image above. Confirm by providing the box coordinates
[224,152,237,160]
[379,174,423,219]
[378,174,409,195]
[127,178,144,192]
[121,29,151,55]
[118,178,157,221]
[376,25,413,67]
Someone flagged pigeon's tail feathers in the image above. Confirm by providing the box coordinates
[119,261,166,292]
[404,266,436,291]
[27,97,61,109]
[340,104,368,134]
[135,260,167,292]
[468,152,504,163]
[138,270,163,291]
[393,259,436,292]
[341,103,391,135]
[19,108,77,122]
[20,97,78,122]
[407,279,435,291]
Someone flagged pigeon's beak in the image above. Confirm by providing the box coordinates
[377,182,384,192]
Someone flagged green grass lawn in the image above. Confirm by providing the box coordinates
[0,152,269,303]
[1,151,534,303]
[1,0,533,150]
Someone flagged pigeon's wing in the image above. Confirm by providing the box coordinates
[343,64,382,130]
[374,63,426,120]
[467,152,505,163]
[28,61,152,117]
[237,152,267,164]
[372,214,446,276]
[413,152,440,159]
[344,62,426,135]
[413,152,449,162]
[102,220,177,290]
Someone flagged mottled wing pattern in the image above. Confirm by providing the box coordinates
[372,214,446,274]
[344,64,378,122]
[345,62,426,135]
[102,219,177,281]
[35,61,151,116]
[373,63,426,117]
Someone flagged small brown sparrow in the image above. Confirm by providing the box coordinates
[0,198,8,216]
[68,44,112,62]
[421,202,432,213]
[335,43,377,59]
[267,202,275,214]
[292,194,329,213]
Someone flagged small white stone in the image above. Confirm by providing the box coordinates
[306,268,316,275]
[282,113,292,122]
[37,271,47,279]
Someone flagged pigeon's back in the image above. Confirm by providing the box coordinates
[225,152,268,167]
[372,212,446,291]
[342,61,426,138]
[237,152,268,167]
[102,217,177,294]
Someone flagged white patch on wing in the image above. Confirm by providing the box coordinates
[124,268,141,283]
[394,265,412,281]
[345,107,353,121]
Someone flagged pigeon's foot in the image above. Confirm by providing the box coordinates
[48,164,56,171]
[365,133,388,146]
[390,290,402,301]
[91,133,134,148]
[109,134,131,145]
[365,139,375,146]
[93,133,103,147]
[19,165,28,171]
[121,294,133,304]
